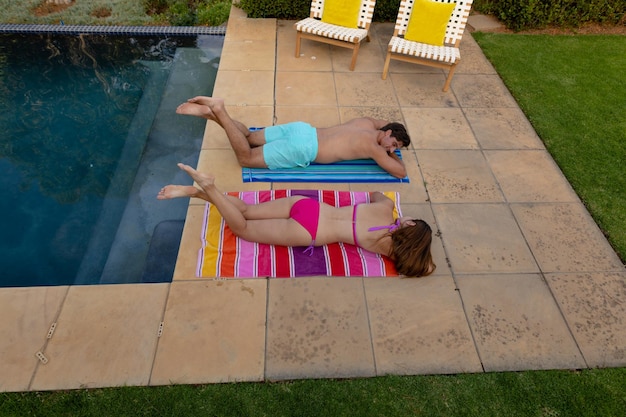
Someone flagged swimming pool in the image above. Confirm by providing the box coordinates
[0,31,223,287]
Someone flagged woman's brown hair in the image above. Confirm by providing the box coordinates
[389,220,435,277]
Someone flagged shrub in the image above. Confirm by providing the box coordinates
[237,0,401,21]
[237,0,310,19]
[238,0,624,29]
[473,0,625,31]
[197,1,231,25]
[143,0,170,15]
[372,0,402,22]
[167,0,196,26]
[143,0,231,26]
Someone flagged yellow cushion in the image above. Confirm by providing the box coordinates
[404,0,456,46]
[321,0,361,29]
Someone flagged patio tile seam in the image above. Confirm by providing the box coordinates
[27,286,71,392]
[147,282,173,386]
[421,194,489,374]
[360,278,380,377]
[536,271,592,370]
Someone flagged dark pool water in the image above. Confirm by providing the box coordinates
[0,33,222,287]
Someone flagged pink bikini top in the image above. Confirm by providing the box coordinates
[352,205,400,248]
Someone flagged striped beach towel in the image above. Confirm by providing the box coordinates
[242,150,409,183]
[196,190,402,278]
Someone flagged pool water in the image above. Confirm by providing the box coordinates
[0,33,223,287]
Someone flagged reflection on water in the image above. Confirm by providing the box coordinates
[0,34,194,287]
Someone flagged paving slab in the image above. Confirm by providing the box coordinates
[265,278,376,380]
[403,107,479,150]
[275,71,337,106]
[467,13,506,33]
[366,276,482,375]
[417,150,504,203]
[511,203,625,273]
[30,284,168,391]
[0,286,68,392]
[545,272,626,367]
[485,150,581,203]
[464,107,546,150]
[433,203,540,274]
[151,280,267,385]
[457,274,586,371]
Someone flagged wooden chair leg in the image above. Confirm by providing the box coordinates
[382,51,392,80]
[442,63,457,92]
[295,32,302,58]
[349,43,361,71]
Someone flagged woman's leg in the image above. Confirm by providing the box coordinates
[157,184,248,213]
[157,183,304,221]
[172,164,311,246]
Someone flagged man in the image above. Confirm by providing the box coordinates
[176,96,410,178]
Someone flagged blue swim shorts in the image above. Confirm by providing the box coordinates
[262,122,319,169]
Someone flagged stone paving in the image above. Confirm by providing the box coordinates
[1,7,625,392]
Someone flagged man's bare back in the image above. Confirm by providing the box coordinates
[315,119,392,160]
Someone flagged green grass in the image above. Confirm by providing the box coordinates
[472,33,626,262]
[2,370,626,416]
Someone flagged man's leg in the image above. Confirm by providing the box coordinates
[202,98,267,167]
[176,96,266,147]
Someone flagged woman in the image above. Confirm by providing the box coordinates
[158,163,435,277]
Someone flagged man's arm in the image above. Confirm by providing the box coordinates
[369,144,407,179]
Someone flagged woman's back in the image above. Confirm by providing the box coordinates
[315,199,396,256]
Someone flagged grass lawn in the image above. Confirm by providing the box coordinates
[473,33,626,262]
[2,369,626,416]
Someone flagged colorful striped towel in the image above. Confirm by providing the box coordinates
[196,190,402,278]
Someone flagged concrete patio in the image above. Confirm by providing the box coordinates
[1,7,625,392]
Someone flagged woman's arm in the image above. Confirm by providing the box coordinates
[370,191,395,207]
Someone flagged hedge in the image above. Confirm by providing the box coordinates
[236,0,401,22]
[472,0,625,31]
[237,0,625,31]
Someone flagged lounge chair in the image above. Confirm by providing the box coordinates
[294,0,377,70]
[382,0,473,91]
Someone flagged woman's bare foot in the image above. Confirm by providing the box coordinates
[175,102,217,121]
[157,185,198,200]
[177,163,216,192]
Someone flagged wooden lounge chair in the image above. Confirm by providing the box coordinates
[382,0,473,91]
[294,0,377,70]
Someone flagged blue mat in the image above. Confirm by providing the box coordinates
[242,147,409,183]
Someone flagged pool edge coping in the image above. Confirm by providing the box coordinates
[0,23,226,36]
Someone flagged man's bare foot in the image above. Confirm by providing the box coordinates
[188,96,225,112]
[176,102,217,121]
[177,163,216,192]
[157,185,198,200]
[187,96,224,108]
